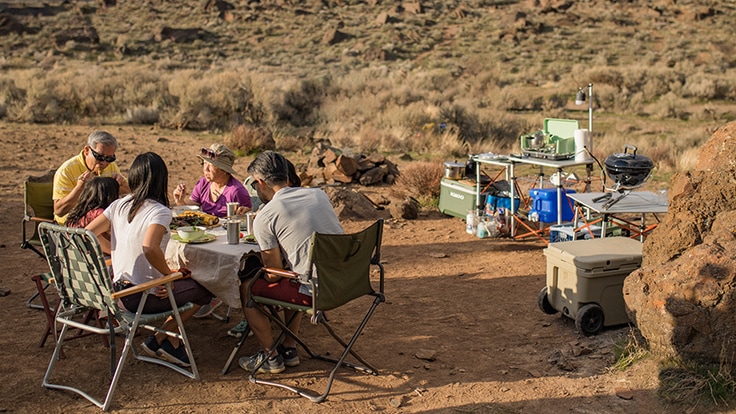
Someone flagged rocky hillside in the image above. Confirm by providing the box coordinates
[1,0,733,80]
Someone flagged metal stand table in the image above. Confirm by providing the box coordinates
[507,156,593,242]
[474,155,593,242]
[567,191,668,242]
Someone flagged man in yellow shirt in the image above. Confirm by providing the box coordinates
[53,130,130,224]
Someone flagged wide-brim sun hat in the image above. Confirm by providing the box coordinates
[198,143,238,176]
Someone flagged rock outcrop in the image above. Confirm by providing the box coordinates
[623,120,736,365]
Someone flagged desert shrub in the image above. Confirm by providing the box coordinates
[166,70,258,131]
[272,128,310,153]
[393,160,444,204]
[225,125,275,154]
[125,107,160,124]
[16,75,80,123]
[650,92,690,120]
[270,77,329,127]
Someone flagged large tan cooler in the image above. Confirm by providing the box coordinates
[538,237,642,335]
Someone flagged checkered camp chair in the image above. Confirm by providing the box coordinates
[241,219,385,403]
[38,222,199,411]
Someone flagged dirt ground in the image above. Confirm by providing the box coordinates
[0,122,723,413]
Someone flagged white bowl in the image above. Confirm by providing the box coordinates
[176,226,206,241]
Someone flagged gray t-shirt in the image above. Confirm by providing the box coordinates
[253,186,343,292]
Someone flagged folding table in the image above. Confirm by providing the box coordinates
[567,191,668,242]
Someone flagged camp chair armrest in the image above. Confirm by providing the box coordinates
[110,272,183,299]
[29,217,55,224]
[263,267,299,279]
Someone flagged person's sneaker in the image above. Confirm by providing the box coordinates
[227,319,253,338]
[193,298,223,318]
[277,344,300,367]
[157,339,191,367]
[140,335,160,358]
[239,350,285,374]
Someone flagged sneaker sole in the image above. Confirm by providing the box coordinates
[283,357,300,367]
[257,365,286,374]
[239,357,286,373]
[193,300,222,318]
[140,343,159,358]
[157,349,191,367]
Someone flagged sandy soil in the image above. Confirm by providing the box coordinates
[0,122,721,413]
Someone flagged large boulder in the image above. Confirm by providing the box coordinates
[623,120,736,365]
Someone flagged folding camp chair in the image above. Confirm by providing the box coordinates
[38,223,199,411]
[22,170,57,311]
[240,219,385,403]
[22,169,56,258]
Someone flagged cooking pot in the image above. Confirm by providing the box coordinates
[444,161,465,180]
[526,131,546,149]
[604,145,654,189]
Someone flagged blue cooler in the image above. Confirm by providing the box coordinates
[529,188,576,223]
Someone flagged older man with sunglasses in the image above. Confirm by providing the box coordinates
[53,130,130,225]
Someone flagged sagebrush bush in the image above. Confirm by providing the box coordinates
[225,125,276,155]
[393,161,444,204]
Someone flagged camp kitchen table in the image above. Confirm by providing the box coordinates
[474,154,593,241]
[166,226,258,309]
[567,191,668,242]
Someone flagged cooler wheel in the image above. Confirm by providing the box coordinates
[537,286,557,315]
[575,303,605,335]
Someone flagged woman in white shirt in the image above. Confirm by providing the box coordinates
[87,152,212,367]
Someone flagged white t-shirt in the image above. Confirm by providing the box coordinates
[104,195,171,285]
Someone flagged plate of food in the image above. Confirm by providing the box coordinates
[172,205,201,217]
[171,210,220,228]
[171,232,217,244]
[241,234,258,244]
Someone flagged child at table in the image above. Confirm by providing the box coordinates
[66,176,119,254]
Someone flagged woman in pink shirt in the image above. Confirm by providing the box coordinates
[172,143,252,217]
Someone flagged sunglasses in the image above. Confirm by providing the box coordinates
[200,147,218,159]
[90,148,116,163]
[249,179,258,191]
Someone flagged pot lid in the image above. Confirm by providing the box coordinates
[444,161,465,168]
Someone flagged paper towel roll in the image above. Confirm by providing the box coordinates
[574,129,592,162]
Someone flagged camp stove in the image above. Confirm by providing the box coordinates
[522,147,575,161]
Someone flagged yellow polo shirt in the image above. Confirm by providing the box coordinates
[53,149,121,224]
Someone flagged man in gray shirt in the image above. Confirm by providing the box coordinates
[239,151,343,374]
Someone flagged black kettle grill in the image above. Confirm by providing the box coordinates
[594,145,654,208]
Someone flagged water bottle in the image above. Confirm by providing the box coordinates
[466,210,476,234]
[476,219,488,238]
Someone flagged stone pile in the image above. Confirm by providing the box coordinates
[302,141,400,187]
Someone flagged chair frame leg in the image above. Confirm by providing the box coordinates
[248,296,383,403]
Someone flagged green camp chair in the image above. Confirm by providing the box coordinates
[22,170,56,258]
[240,219,385,403]
[23,170,57,311]
[38,222,199,411]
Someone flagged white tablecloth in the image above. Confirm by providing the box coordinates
[165,227,259,309]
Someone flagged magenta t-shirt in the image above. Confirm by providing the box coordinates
[190,176,252,217]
